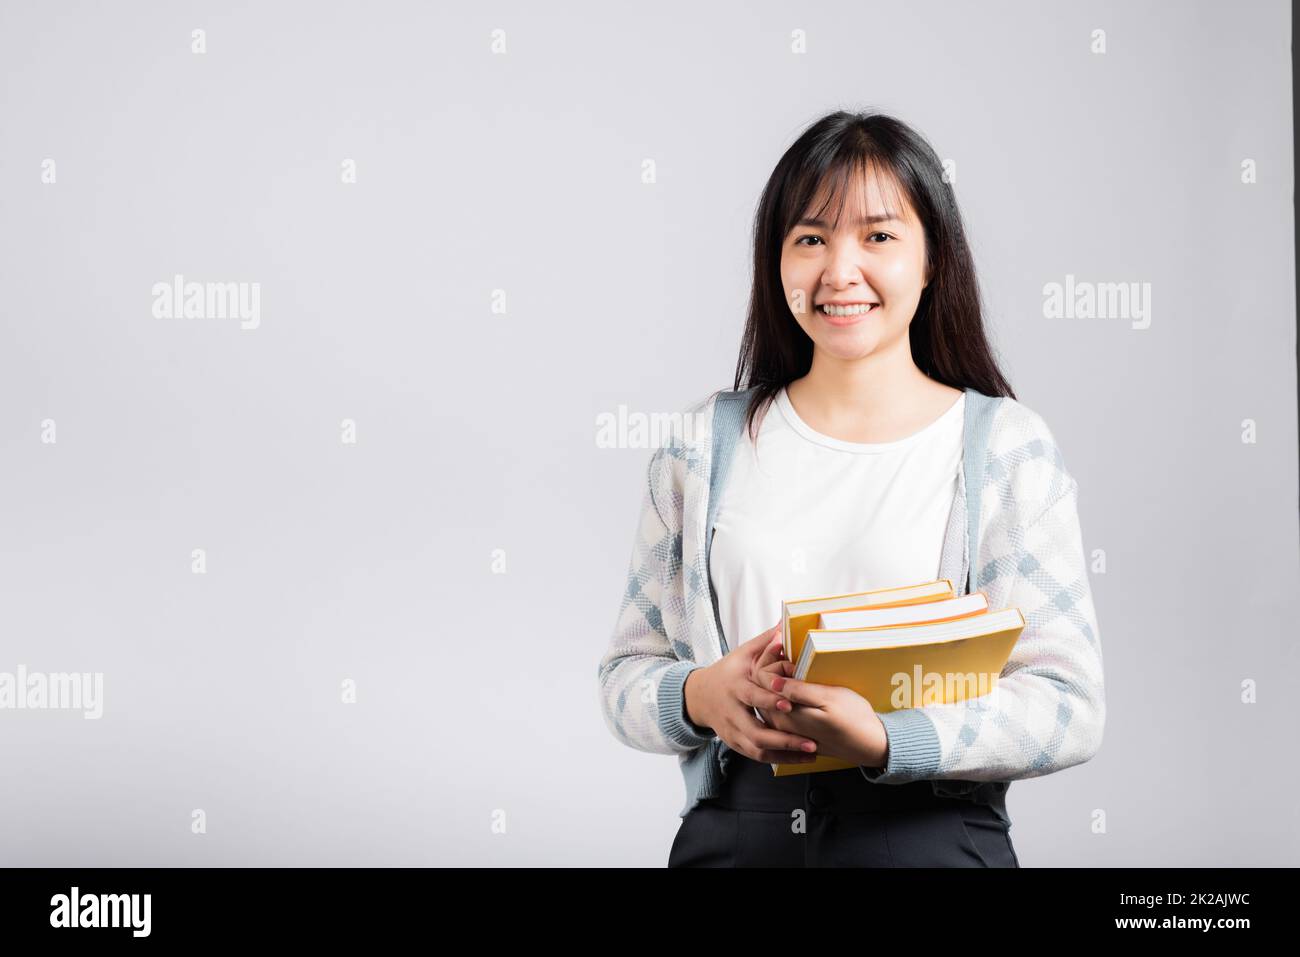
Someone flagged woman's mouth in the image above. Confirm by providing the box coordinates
[817,302,879,325]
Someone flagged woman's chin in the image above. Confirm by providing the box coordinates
[817,334,885,361]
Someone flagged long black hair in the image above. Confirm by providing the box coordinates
[733,110,1015,440]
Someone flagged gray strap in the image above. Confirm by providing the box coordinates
[961,388,1000,595]
[705,389,753,656]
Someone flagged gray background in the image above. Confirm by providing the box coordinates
[0,0,1294,866]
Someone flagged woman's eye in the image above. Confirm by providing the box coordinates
[794,233,891,246]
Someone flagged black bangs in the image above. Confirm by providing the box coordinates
[793,153,908,239]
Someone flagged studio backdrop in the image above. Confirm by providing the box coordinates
[0,0,1294,865]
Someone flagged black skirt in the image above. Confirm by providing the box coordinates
[668,753,1020,868]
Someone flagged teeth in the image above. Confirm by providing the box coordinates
[820,303,877,317]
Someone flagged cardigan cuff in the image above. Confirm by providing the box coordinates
[859,708,942,784]
[656,660,716,749]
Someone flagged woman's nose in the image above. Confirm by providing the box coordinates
[822,244,867,286]
[823,257,865,287]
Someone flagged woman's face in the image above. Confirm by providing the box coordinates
[780,170,930,363]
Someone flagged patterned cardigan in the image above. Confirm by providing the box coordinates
[597,386,1106,818]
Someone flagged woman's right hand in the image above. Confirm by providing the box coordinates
[751,633,797,727]
[684,625,819,764]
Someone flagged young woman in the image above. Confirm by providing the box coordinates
[597,110,1106,867]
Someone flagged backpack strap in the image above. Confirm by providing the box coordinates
[961,387,1002,595]
[705,388,754,656]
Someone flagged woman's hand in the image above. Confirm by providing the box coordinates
[756,669,890,769]
[685,625,820,765]
[750,634,797,728]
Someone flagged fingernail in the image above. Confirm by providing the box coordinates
[771,677,785,692]
[777,700,791,712]
[802,741,816,752]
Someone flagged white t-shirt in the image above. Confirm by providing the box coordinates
[709,386,965,651]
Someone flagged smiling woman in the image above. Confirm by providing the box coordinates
[597,110,1105,869]
[785,177,925,339]
[736,111,1013,445]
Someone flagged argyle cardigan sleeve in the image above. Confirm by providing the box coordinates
[597,445,716,755]
[861,407,1106,784]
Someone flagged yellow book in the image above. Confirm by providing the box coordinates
[770,606,1026,776]
[781,579,955,665]
[818,591,989,631]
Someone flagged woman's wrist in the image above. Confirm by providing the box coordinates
[683,665,714,733]
[854,713,890,768]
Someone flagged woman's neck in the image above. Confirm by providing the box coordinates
[784,350,960,445]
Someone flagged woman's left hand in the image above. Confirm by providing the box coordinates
[756,670,889,768]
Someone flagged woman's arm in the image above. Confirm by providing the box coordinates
[597,446,715,755]
[862,449,1106,784]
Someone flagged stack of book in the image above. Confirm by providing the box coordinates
[771,579,1024,776]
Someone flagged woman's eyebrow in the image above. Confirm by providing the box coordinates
[795,213,901,228]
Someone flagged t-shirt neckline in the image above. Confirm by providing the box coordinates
[774,387,965,454]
